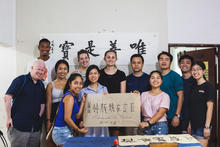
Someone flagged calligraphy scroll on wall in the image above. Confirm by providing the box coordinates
[83,93,140,127]
[40,33,159,66]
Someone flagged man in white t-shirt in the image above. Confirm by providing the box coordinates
[27,38,56,87]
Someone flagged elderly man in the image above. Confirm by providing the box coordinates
[4,59,46,147]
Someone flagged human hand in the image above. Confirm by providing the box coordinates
[79,121,85,128]
[139,122,148,129]
[79,127,88,134]
[187,124,191,134]
[46,121,51,133]
[133,90,140,95]
[204,128,211,138]
[6,118,13,130]
[172,116,180,127]
[81,93,87,104]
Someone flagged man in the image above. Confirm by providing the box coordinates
[179,55,196,133]
[4,60,46,147]
[158,51,184,134]
[127,54,150,94]
[27,38,56,87]
[126,54,151,135]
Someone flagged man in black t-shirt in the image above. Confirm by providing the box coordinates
[179,55,196,133]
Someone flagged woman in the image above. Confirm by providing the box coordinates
[78,65,109,137]
[46,59,69,132]
[189,61,214,147]
[73,49,90,82]
[52,73,88,147]
[99,50,126,136]
[139,70,170,135]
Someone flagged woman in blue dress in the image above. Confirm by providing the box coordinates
[52,73,88,146]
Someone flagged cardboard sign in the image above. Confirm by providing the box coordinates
[83,93,140,127]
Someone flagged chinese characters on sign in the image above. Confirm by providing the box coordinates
[83,93,140,127]
[118,134,199,146]
[41,33,159,66]
[59,41,74,60]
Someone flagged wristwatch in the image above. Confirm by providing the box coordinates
[204,126,211,129]
[175,114,181,118]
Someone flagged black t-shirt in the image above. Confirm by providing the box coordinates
[181,76,196,119]
[189,81,215,129]
[99,69,126,93]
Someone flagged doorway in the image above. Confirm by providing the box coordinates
[169,44,220,147]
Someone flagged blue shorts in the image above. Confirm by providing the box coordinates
[143,121,168,135]
[191,127,212,139]
[52,126,74,146]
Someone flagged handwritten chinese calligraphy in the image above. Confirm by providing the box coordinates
[130,39,146,55]
[83,93,140,127]
[118,134,199,146]
[59,41,74,60]
[85,40,99,57]
[109,40,121,52]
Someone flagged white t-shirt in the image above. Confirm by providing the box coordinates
[27,57,57,87]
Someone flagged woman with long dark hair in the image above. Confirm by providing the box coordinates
[46,60,69,132]
[52,73,88,147]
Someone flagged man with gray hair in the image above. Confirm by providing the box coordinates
[4,59,46,147]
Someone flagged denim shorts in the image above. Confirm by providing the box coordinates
[52,126,74,146]
[143,121,168,135]
[191,127,212,139]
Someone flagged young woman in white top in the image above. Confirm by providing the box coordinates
[46,59,69,132]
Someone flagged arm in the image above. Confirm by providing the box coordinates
[46,83,53,121]
[204,101,214,138]
[39,104,45,117]
[120,80,126,93]
[76,94,86,119]
[4,94,13,129]
[139,107,167,128]
[45,83,52,132]
[172,90,184,127]
[63,95,88,134]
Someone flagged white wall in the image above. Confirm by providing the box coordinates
[0,0,16,144]
[0,0,16,46]
[168,0,220,44]
[16,0,168,75]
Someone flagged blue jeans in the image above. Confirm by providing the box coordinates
[191,127,212,139]
[143,121,168,135]
[52,126,74,146]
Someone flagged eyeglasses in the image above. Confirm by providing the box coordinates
[191,68,202,72]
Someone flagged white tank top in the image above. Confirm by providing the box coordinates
[51,81,64,103]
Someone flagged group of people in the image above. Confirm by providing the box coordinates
[4,38,214,147]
